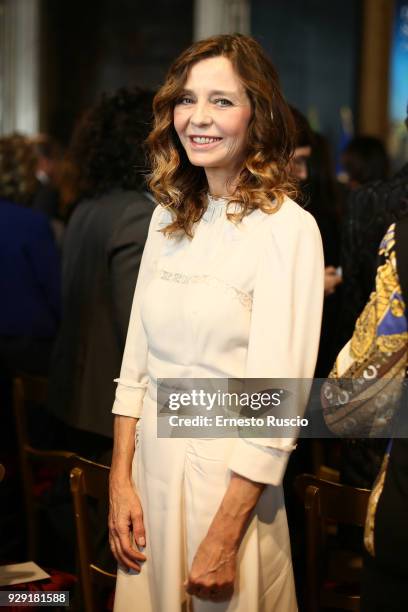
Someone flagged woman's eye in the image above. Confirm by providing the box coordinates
[214,98,232,107]
[178,96,194,105]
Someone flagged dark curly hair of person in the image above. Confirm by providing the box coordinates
[68,87,155,199]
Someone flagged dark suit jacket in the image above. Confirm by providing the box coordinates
[48,189,154,437]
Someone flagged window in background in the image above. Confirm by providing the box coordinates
[389,0,408,171]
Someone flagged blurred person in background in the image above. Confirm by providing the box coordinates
[339,131,401,348]
[307,131,344,374]
[284,111,342,604]
[0,133,61,376]
[288,106,312,182]
[0,135,61,563]
[341,135,389,191]
[337,112,408,492]
[30,134,63,219]
[323,217,408,611]
[289,107,342,371]
[54,155,81,221]
[47,87,155,460]
[30,134,65,246]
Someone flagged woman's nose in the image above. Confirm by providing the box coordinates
[190,103,212,126]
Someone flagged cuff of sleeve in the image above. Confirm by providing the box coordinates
[228,438,292,486]
[111,383,146,418]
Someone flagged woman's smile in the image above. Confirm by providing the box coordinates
[188,135,223,150]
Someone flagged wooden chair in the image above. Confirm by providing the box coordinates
[13,374,76,559]
[70,455,116,612]
[0,464,5,482]
[295,474,371,612]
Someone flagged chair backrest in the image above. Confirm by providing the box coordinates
[295,473,371,612]
[12,374,76,558]
[70,455,115,612]
[295,473,369,526]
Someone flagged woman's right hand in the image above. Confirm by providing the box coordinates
[108,477,147,572]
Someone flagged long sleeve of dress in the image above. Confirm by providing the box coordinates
[228,210,325,485]
[111,205,162,419]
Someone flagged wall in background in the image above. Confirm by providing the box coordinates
[194,0,250,40]
[251,0,362,155]
[5,0,397,163]
[41,0,193,143]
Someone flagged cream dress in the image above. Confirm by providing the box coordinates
[112,195,324,612]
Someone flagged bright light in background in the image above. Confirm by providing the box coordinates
[389,0,408,169]
[0,0,40,135]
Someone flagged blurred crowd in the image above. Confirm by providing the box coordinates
[1,84,407,606]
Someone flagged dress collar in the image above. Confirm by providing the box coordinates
[203,194,241,223]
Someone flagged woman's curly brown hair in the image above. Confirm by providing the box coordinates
[147,34,297,237]
[0,133,37,205]
[68,87,155,200]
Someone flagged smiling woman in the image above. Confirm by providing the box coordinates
[173,56,252,196]
[147,34,297,237]
[110,34,324,612]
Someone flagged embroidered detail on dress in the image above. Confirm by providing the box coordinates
[157,269,253,311]
[203,196,243,223]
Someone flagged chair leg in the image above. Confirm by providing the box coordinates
[70,467,95,612]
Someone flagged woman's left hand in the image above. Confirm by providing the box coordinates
[185,472,264,602]
[185,530,238,602]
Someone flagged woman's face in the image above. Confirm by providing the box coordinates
[173,56,252,175]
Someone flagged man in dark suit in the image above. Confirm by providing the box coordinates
[48,89,155,458]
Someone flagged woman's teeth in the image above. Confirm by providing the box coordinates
[191,137,221,144]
